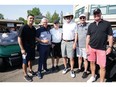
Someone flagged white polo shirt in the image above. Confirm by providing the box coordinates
[63,21,77,40]
[50,28,62,43]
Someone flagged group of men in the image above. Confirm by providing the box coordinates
[18,8,113,82]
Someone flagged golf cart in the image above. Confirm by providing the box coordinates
[0,20,23,71]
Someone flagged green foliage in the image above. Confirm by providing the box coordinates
[45,11,60,23]
[27,7,60,24]
[18,17,27,24]
[35,19,41,24]
[0,13,4,19]
[27,7,41,16]
[24,20,27,24]
[46,11,52,23]
[27,7,42,24]
[51,11,60,23]
[18,17,25,21]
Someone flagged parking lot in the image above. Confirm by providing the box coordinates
[0,56,103,82]
[2,50,116,83]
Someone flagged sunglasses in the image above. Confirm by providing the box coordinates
[80,16,86,19]
[64,16,72,19]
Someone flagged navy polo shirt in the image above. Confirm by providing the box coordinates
[87,20,113,50]
[36,26,51,45]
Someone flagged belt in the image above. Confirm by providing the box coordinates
[63,39,74,42]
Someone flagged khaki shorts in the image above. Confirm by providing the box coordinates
[61,40,74,58]
[76,47,87,59]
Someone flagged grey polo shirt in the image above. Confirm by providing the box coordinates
[77,22,90,48]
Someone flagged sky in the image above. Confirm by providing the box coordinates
[0,5,73,20]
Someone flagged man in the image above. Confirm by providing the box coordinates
[76,14,89,78]
[18,14,36,82]
[36,18,51,79]
[61,12,77,78]
[50,20,62,72]
[86,8,113,82]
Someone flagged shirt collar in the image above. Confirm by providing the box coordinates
[65,20,74,24]
[93,19,104,24]
[41,26,50,31]
[79,22,87,27]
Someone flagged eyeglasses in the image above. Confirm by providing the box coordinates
[80,17,86,19]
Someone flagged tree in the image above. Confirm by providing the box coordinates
[46,11,52,23]
[18,17,27,24]
[27,7,41,16]
[18,17,25,21]
[51,11,60,23]
[0,13,4,19]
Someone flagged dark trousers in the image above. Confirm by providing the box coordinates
[37,44,50,72]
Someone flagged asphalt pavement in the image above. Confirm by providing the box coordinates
[0,56,115,82]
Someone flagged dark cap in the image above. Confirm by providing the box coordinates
[93,8,101,15]
[54,20,59,24]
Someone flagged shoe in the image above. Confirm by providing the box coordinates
[62,68,68,74]
[76,69,82,73]
[24,75,32,82]
[38,72,42,79]
[87,75,97,82]
[82,72,88,78]
[44,69,51,74]
[51,66,55,72]
[70,70,76,78]
[29,70,37,76]
[56,66,60,71]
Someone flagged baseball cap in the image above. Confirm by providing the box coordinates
[79,14,86,18]
[54,20,59,24]
[93,8,101,15]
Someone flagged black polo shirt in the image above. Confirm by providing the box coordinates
[87,20,113,50]
[18,24,36,50]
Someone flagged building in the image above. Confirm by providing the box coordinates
[73,4,116,27]
[0,19,24,28]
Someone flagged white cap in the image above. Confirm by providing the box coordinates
[79,14,86,18]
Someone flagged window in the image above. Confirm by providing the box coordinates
[100,7,107,14]
[90,8,96,15]
[90,5,116,15]
[90,5,99,15]
[91,5,99,8]
[99,5,107,7]
[108,5,116,14]
[90,5,107,15]
[75,7,85,18]
[99,5,107,15]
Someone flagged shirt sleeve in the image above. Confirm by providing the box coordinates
[18,25,24,38]
[74,23,78,33]
[77,24,79,34]
[50,29,53,35]
[60,28,63,33]
[36,28,41,38]
[87,24,91,35]
[107,22,113,35]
